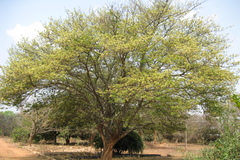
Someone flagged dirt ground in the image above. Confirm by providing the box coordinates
[0,137,49,160]
[143,142,207,159]
[0,137,208,160]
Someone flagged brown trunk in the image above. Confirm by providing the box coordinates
[54,134,57,144]
[97,123,123,160]
[28,133,35,146]
[66,138,70,145]
[153,130,158,143]
[89,133,96,146]
[101,142,114,160]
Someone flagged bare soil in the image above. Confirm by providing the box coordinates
[0,137,48,160]
[0,137,208,160]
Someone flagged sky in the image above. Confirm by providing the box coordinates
[0,0,240,111]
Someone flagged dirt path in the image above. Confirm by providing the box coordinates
[0,137,206,160]
[0,137,46,160]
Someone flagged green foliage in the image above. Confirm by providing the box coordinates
[213,131,240,159]
[142,134,154,142]
[185,102,240,160]
[1,111,15,116]
[94,135,103,149]
[37,131,59,143]
[0,0,238,159]
[185,131,240,160]
[58,127,76,144]
[94,131,144,154]
[59,127,71,138]
[201,127,220,143]
[11,127,29,143]
[48,93,94,140]
[0,111,16,136]
[0,129,2,136]
[114,131,144,154]
[1,0,236,123]
[232,94,240,109]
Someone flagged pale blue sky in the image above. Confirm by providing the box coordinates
[0,0,120,65]
[0,0,240,111]
[1,0,239,65]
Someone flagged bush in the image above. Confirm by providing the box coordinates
[39,131,59,143]
[201,127,220,144]
[209,130,240,159]
[185,131,240,160]
[143,134,154,142]
[11,127,29,143]
[185,104,240,160]
[186,133,240,160]
[94,130,144,154]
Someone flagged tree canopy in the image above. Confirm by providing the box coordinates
[0,0,238,159]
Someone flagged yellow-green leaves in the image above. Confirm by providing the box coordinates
[1,2,238,159]
[0,0,238,129]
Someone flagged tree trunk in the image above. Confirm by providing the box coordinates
[54,133,57,144]
[97,123,124,160]
[101,142,115,160]
[153,130,158,143]
[89,133,96,146]
[28,133,35,146]
[65,137,70,145]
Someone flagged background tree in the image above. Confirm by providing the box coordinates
[0,0,238,159]
[48,92,95,144]
[172,114,220,144]
[140,104,187,143]
[28,109,52,146]
[0,111,16,136]
[186,98,240,160]
[17,104,53,146]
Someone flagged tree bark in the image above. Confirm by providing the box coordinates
[89,133,96,146]
[97,123,125,160]
[65,137,70,145]
[54,133,57,144]
[101,141,115,160]
[98,129,120,160]
[153,130,158,143]
[28,133,35,146]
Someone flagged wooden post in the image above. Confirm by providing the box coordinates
[185,124,187,151]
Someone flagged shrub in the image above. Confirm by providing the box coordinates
[185,104,240,160]
[39,131,59,143]
[11,127,29,143]
[185,131,240,160]
[94,130,144,154]
[143,134,154,142]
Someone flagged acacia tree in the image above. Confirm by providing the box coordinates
[141,105,187,142]
[0,0,238,159]
[20,104,53,146]
[48,93,94,144]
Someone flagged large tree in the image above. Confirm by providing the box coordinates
[0,0,238,159]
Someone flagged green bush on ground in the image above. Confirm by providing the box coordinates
[185,104,240,160]
[94,130,144,154]
[11,127,29,143]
